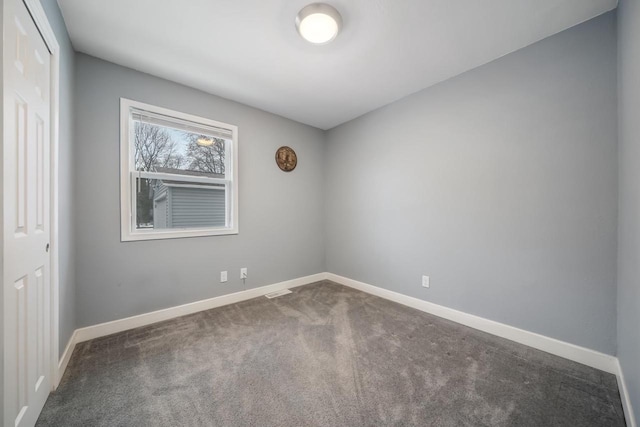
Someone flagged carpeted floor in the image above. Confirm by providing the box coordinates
[37,280,625,426]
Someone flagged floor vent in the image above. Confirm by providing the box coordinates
[265,289,292,299]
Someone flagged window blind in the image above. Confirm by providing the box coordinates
[131,108,233,140]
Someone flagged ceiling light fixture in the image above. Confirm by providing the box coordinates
[296,3,342,45]
[196,137,214,147]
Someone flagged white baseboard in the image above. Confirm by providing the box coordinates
[326,273,618,374]
[616,359,638,427]
[57,271,633,427]
[328,273,638,427]
[57,273,327,381]
[74,273,327,343]
[56,330,78,388]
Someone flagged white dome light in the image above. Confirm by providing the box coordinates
[196,138,214,147]
[296,3,342,45]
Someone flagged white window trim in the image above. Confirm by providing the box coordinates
[120,98,239,241]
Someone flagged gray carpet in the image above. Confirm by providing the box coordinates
[37,281,625,426]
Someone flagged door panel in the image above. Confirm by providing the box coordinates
[3,0,53,425]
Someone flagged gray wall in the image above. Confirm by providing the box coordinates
[41,0,77,358]
[74,54,325,327]
[617,0,640,421]
[325,13,618,354]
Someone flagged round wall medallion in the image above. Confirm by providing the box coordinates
[275,146,297,172]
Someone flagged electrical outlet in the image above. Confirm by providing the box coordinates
[422,275,430,288]
[240,268,248,279]
[220,271,228,283]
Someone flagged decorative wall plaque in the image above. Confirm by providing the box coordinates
[275,146,297,172]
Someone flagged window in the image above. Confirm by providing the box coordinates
[120,98,238,241]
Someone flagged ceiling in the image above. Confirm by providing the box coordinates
[57,0,617,130]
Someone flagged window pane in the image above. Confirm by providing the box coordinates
[122,99,238,241]
[133,120,227,176]
[135,178,227,230]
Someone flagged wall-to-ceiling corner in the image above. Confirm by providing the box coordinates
[40,0,77,359]
[617,0,640,423]
[324,12,618,355]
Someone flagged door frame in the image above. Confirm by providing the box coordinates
[21,0,61,390]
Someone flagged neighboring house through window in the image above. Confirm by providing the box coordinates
[120,98,238,241]
[151,168,226,229]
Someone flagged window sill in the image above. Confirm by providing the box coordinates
[121,227,238,242]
